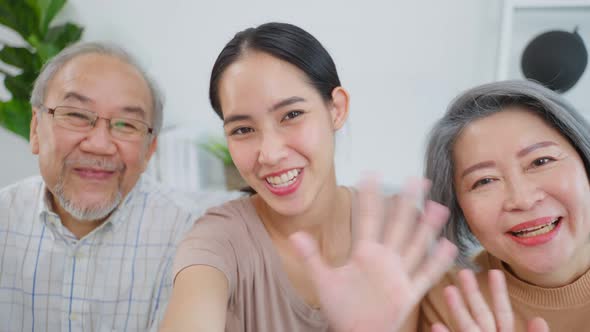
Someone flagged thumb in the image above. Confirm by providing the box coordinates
[527,317,549,332]
[290,231,329,285]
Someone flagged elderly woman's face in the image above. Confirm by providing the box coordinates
[453,108,590,285]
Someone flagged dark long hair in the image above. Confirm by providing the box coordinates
[209,22,341,119]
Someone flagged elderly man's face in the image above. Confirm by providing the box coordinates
[30,54,157,222]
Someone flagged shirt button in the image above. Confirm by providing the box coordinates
[70,313,78,321]
[75,252,85,259]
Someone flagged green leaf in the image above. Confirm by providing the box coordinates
[0,99,32,140]
[34,42,60,63]
[0,0,82,141]
[26,34,40,49]
[199,138,234,166]
[24,0,43,23]
[0,46,35,70]
[45,23,83,49]
[32,53,43,72]
[25,0,66,36]
[4,72,37,100]
[0,1,40,40]
[42,0,66,35]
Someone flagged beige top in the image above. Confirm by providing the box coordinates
[173,191,357,332]
[419,250,590,331]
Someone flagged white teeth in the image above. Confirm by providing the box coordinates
[266,169,300,187]
[513,218,560,238]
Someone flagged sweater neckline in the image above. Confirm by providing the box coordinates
[487,253,590,307]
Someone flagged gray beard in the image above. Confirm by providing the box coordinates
[53,178,123,221]
[52,156,125,222]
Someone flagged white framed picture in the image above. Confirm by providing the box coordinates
[497,0,590,112]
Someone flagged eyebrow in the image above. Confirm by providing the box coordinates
[516,141,557,157]
[461,161,496,178]
[223,96,306,126]
[62,91,146,119]
[121,106,147,119]
[460,141,559,178]
[63,91,92,103]
[270,96,306,111]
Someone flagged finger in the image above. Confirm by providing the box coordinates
[383,178,429,250]
[382,193,400,241]
[290,232,330,288]
[431,323,451,332]
[488,270,514,332]
[444,285,480,332]
[527,317,549,332]
[411,238,457,299]
[357,176,384,243]
[457,269,496,332]
[402,201,449,272]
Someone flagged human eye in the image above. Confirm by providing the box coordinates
[530,157,555,168]
[471,177,496,190]
[66,111,90,120]
[111,119,149,138]
[282,110,304,121]
[114,119,139,130]
[59,108,92,127]
[229,127,254,136]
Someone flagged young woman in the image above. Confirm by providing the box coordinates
[159,22,456,332]
[420,80,590,331]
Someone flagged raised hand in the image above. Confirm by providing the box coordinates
[290,178,458,332]
[430,269,550,332]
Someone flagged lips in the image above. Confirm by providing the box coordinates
[262,168,303,196]
[265,168,301,187]
[506,216,562,246]
[74,167,116,180]
[508,217,560,233]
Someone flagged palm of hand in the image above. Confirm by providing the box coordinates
[290,179,457,332]
[317,242,418,332]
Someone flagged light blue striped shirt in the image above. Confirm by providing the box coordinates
[0,175,207,332]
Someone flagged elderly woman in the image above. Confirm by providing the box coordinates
[418,80,590,331]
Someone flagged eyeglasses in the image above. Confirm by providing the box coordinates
[40,105,154,142]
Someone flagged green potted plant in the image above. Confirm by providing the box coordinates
[199,137,247,191]
[0,0,83,140]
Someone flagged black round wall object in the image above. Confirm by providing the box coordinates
[521,28,588,93]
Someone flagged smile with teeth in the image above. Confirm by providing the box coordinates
[511,217,561,238]
[265,169,301,187]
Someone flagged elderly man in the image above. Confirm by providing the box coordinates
[0,42,201,331]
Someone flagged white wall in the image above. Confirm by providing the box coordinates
[0,128,38,187]
[1,0,504,188]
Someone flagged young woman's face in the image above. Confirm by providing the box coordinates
[453,108,590,282]
[218,51,348,216]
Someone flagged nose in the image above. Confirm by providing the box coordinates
[257,130,288,166]
[79,118,117,155]
[503,174,545,211]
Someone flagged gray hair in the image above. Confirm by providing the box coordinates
[30,41,164,135]
[424,80,590,267]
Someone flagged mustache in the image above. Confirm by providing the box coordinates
[64,157,125,172]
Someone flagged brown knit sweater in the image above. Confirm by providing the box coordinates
[419,251,590,332]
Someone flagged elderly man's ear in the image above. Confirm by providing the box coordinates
[30,108,40,155]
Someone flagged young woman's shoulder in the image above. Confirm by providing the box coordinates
[188,196,256,235]
[172,196,262,290]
